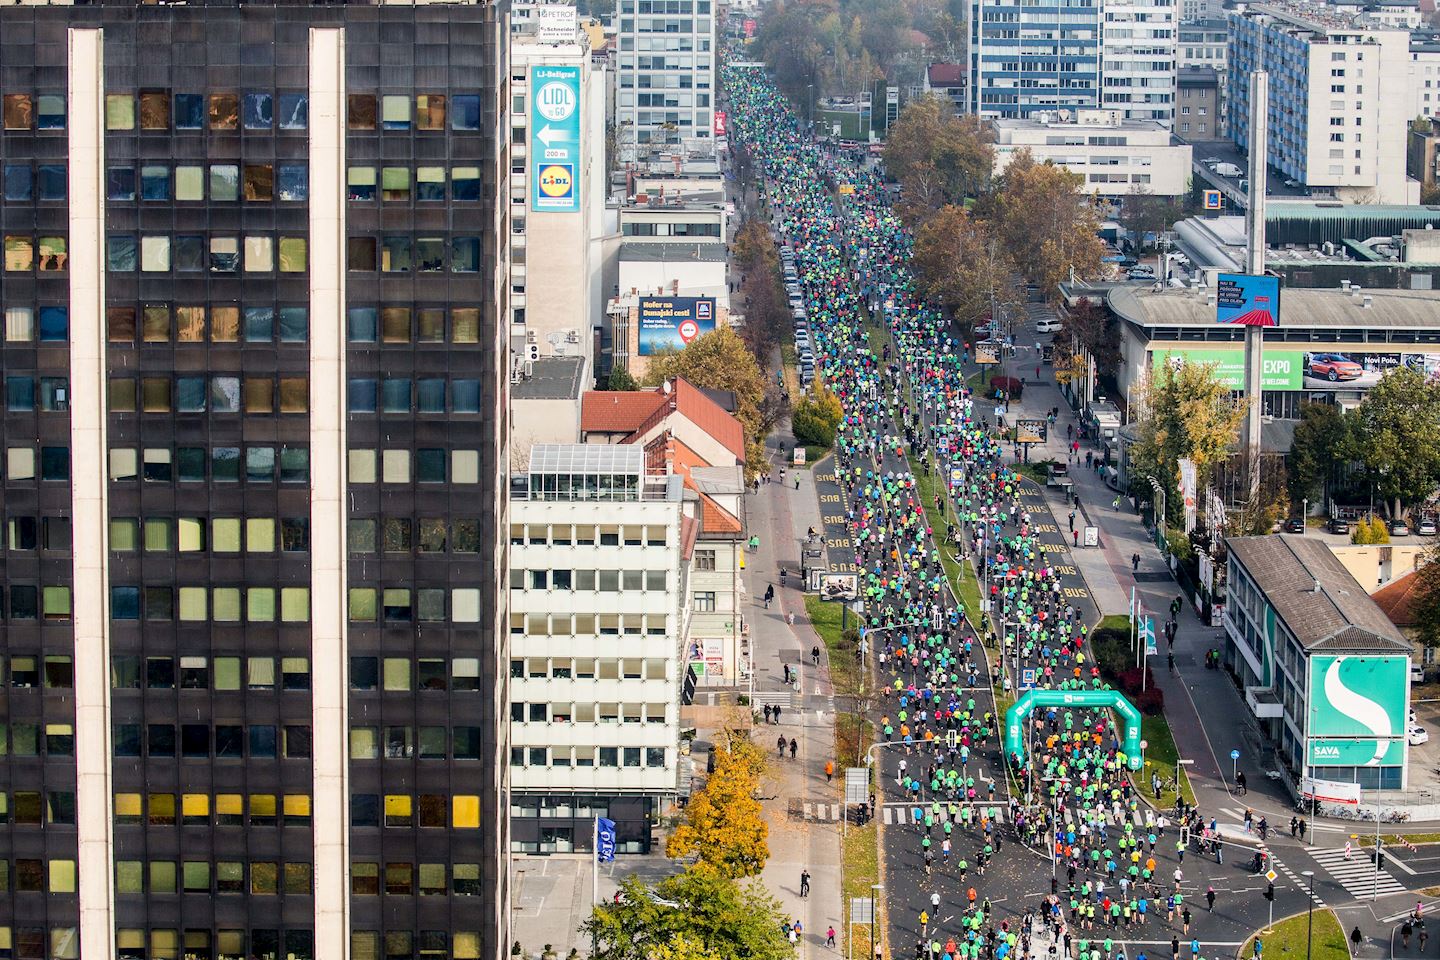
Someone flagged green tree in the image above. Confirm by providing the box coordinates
[792,384,843,447]
[608,366,641,391]
[1287,402,1351,510]
[1118,187,1185,251]
[1351,367,1440,517]
[993,150,1106,290]
[1127,359,1248,526]
[1412,546,1440,650]
[643,327,771,480]
[584,871,793,960]
[910,205,1021,333]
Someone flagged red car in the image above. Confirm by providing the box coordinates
[1306,353,1363,382]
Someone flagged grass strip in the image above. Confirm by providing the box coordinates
[1241,907,1348,960]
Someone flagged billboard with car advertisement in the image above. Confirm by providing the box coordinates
[637,296,717,355]
[1301,351,1440,390]
[1216,273,1281,327]
[1152,348,1440,392]
[1305,655,1408,769]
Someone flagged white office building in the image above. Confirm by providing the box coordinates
[511,31,607,367]
[508,445,687,853]
[1227,3,1415,203]
[616,0,718,159]
[1101,0,1179,124]
[992,109,1194,197]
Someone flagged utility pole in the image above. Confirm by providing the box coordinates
[1242,71,1269,505]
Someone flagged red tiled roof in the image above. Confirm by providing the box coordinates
[699,492,743,535]
[929,63,966,86]
[1372,569,1424,627]
[580,390,665,434]
[671,378,746,462]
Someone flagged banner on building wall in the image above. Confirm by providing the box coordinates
[1216,272,1281,326]
[637,297,717,354]
[536,5,578,44]
[1178,458,1197,534]
[531,65,582,213]
[1306,655,1408,768]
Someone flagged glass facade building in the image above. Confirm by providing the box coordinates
[0,5,509,960]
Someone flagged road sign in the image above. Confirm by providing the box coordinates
[1204,189,1223,210]
[1230,749,1241,760]
[851,898,874,924]
[1021,668,1037,690]
[1265,869,1277,883]
[845,767,869,804]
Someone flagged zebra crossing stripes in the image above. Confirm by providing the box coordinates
[1270,855,1327,906]
[750,691,794,709]
[881,802,1007,826]
[1308,846,1408,899]
[803,802,841,823]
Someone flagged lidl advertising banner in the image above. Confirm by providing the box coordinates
[1216,273,1281,326]
[638,296,716,354]
[1307,655,1408,768]
[1152,348,1302,391]
[531,65,581,213]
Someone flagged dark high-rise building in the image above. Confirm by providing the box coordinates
[0,5,510,959]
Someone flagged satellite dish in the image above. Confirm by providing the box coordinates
[662,380,672,395]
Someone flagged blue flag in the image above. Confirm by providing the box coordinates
[596,817,617,863]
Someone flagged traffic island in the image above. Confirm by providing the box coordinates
[1241,907,1350,960]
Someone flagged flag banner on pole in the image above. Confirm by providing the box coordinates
[596,817,617,863]
[1141,616,1158,656]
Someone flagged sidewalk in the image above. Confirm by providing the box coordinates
[741,411,845,958]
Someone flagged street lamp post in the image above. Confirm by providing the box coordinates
[871,883,883,960]
[1302,870,1316,960]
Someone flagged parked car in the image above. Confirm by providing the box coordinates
[1327,517,1350,535]
[1408,723,1429,745]
[1035,317,1063,334]
[1282,517,1306,534]
[1419,517,1438,536]
[1390,519,1410,536]
[1413,663,1427,685]
[1306,353,1363,382]
[1127,269,1156,281]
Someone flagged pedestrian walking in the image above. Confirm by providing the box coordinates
[825,759,835,782]
[1069,510,1076,532]
[800,870,811,897]
[777,735,786,758]
[1205,887,1215,912]
[789,737,798,759]
[826,927,837,948]
[1236,771,1247,795]
[773,704,783,724]
[1131,553,1141,572]
[764,704,773,724]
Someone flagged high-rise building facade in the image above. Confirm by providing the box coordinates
[1228,3,1413,202]
[615,0,717,158]
[968,0,1102,118]
[0,6,509,960]
[1100,0,1177,124]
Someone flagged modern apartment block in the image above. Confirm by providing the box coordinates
[1227,2,1413,202]
[507,445,685,854]
[615,0,718,159]
[1100,0,1178,124]
[0,5,509,960]
[968,0,1102,117]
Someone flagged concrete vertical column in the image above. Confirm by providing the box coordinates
[308,26,350,960]
[68,26,116,960]
[1243,70,1268,502]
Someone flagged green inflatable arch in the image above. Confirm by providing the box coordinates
[1004,688,1144,771]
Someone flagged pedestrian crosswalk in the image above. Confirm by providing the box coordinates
[1308,846,1408,899]
[787,800,842,822]
[751,691,794,709]
[1269,854,1327,906]
[882,802,1008,826]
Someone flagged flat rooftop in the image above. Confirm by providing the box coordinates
[618,241,728,263]
[513,355,587,401]
[1108,284,1440,329]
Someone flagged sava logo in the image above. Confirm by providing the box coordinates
[1312,745,1342,760]
[1323,658,1393,766]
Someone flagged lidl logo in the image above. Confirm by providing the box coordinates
[538,164,575,200]
[536,81,577,123]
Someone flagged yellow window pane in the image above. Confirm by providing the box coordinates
[249,795,276,817]
[181,794,209,818]
[384,795,412,818]
[211,518,241,552]
[280,587,309,622]
[49,860,76,893]
[212,588,241,622]
[178,587,207,621]
[452,795,480,829]
[215,794,242,815]
[283,795,311,817]
[177,518,205,552]
[245,518,275,553]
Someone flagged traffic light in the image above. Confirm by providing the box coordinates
[1264,883,1275,902]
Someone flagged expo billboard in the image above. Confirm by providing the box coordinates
[1151,348,1302,391]
[530,65,581,213]
[637,296,717,355]
[1306,655,1408,768]
[1216,272,1281,327]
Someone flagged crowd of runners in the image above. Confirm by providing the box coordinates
[723,58,1250,960]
